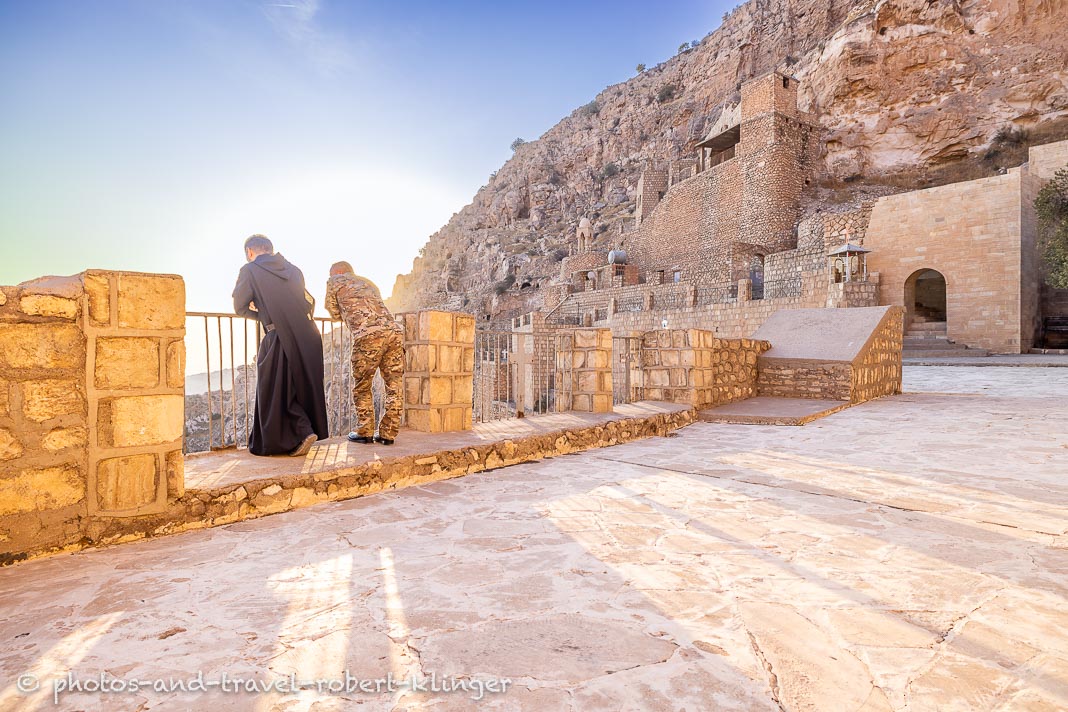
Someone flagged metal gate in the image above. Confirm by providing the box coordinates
[612,335,643,405]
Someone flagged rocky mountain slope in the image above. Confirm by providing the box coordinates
[387,0,1068,320]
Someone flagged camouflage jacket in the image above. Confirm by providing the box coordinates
[325,273,401,339]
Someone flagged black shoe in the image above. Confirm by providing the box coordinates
[289,433,317,457]
[374,436,395,445]
[347,432,374,444]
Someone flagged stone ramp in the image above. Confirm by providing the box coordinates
[751,305,903,404]
[697,397,850,426]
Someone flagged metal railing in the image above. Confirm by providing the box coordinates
[185,313,362,453]
[473,331,564,422]
[762,275,802,300]
[695,283,737,306]
[615,294,644,313]
[543,296,582,326]
[653,289,691,311]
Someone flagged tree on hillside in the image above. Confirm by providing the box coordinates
[1036,166,1068,288]
[510,137,526,152]
[678,43,688,54]
[635,63,646,74]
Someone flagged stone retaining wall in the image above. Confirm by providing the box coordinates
[8,406,696,564]
[639,330,770,407]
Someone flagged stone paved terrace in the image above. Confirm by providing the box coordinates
[184,402,693,491]
[0,365,1066,711]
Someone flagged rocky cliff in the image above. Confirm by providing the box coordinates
[387,0,1068,320]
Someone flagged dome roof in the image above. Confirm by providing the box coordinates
[578,217,592,228]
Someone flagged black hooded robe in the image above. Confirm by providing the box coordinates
[233,253,329,455]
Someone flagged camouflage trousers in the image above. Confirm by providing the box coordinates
[351,329,405,440]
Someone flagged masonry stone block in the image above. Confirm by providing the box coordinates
[95,337,160,389]
[166,341,185,389]
[419,311,454,342]
[438,345,462,373]
[98,395,184,448]
[42,426,87,452]
[574,330,598,348]
[404,376,422,405]
[116,274,185,330]
[84,272,110,325]
[0,465,83,516]
[0,429,23,462]
[428,377,452,406]
[454,315,475,344]
[21,380,84,423]
[166,450,184,499]
[96,454,158,511]
[0,323,84,370]
[19,295,78,320]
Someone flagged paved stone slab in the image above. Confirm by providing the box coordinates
[698,396,850,425]
[0,365,1064,710]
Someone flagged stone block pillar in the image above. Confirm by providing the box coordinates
[85,271,186,514]
[640,329,770,408]
[401,311,475,433]
[556,328,612,413]
[0,270,185,562]
[737,278,753,302]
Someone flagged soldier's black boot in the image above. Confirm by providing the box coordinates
[347,432,374,444]
[374,436,395,445]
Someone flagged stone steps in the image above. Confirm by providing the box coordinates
[908,321,948,332]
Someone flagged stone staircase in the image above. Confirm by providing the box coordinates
[903,309,988,358]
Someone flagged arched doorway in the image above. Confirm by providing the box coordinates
[905,269,947,323]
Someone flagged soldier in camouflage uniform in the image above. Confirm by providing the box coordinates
[325,262,405,445]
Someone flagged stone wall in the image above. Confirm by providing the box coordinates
[639,330,770,407]
[401,311,475,433]
[11,404,697,563]
[1028,139,1068,182]
[0,271,185,564]
[864,168,1036,353]
[850,307,904,404]
[623,73,818,287]
[757,362,852,401]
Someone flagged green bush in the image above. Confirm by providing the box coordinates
[579,100,600,117]
[494,273,517,295]
[635,63,646,73]
[510,137,526,152]
[1036,166,1068,288]
[657,84,677,103]
[601,163,620,179]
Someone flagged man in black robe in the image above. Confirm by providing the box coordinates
[233,234,329,456]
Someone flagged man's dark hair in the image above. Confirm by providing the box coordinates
[244,234,274,255]
[330,261,354,275]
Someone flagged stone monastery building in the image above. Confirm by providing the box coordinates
[542,71,1068,356]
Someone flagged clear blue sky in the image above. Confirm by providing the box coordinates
[0,0,730,312]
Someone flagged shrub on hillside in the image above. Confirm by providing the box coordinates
[1036,166,1068,288]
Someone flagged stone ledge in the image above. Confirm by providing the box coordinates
[3,402,694,565]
